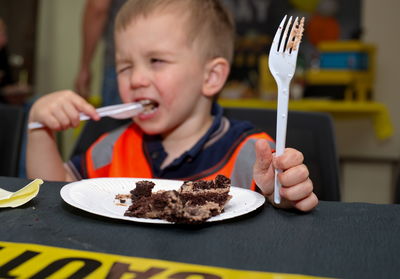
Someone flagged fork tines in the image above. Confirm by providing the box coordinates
[275,15,305,53]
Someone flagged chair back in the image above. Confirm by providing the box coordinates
[0,104,25,177]
[394,164,400,204]
[224,107,341,201]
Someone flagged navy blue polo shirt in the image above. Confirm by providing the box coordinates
[68,104,264,180]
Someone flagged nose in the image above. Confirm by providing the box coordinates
[129,68,150,89]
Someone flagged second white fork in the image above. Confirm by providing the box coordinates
[268,15,304,204]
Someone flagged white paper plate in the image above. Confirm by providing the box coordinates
[60,177,265,224]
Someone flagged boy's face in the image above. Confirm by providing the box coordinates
[115,12,210,136]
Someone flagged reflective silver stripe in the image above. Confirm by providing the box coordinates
[91,125,129,170]
[231,138,275,189]
[65,161,82,180]
[203,117,230,149]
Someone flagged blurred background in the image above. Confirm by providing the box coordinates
[0,0,399,204]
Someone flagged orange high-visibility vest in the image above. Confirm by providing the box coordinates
[85,123,274,191]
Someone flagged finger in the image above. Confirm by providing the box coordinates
[79,82,87,96]
[274,148,304,170]
[279,164,309,187]
[253,139,273,174]
[75,76,86,94]
[45,115,62,131]
[280,178,313,201]
[51,105,72,130]
[78,85,89,99]
[63,101,82,127]
[293,192,319,212]
[253,139,274,195]
[70,96,99,121]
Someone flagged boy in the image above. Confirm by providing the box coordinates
[27,0,318,211]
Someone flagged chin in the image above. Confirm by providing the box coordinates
[136,122,164,136]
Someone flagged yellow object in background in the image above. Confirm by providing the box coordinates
[258,55,277,100]
[88,94,102,108]
[219,98,393,140]
[305,40,376,101]
[0,179,43,208]
[290,0,320,13]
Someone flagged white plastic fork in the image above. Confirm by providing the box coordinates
[28,100,153,130]
[268,15,304,204]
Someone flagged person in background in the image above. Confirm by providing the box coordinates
[74,0,126,106]
[27,0,318,212]
[0,17,33,178]
[0,18,31,105]
[0,18,13,90]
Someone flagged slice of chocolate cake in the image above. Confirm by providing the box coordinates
[121,175,232,224]
[179,174,231,210]
[125,190,183,221]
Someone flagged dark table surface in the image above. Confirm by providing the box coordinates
[1,176,400,278]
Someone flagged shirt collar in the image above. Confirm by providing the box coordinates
[143,103,224,168]
[186,102,223,158]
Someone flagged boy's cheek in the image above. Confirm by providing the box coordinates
[117,82,131,101]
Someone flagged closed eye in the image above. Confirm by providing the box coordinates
[150,58,164,64]
[117,65,132,74]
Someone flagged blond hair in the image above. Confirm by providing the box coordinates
[115,0,235,63]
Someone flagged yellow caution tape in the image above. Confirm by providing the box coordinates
[0,241,330,279]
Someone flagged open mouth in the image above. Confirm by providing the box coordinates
[138,99,159,115]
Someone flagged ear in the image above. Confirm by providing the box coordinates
[202,57,230,97]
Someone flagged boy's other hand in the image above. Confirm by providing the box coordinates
[29,90,100,131]
[253,139,318,212]
[74,68,91,99]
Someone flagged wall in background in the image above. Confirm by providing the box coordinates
[337,0,400,159]
[338,0,400,203]
[35,0,102,98]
